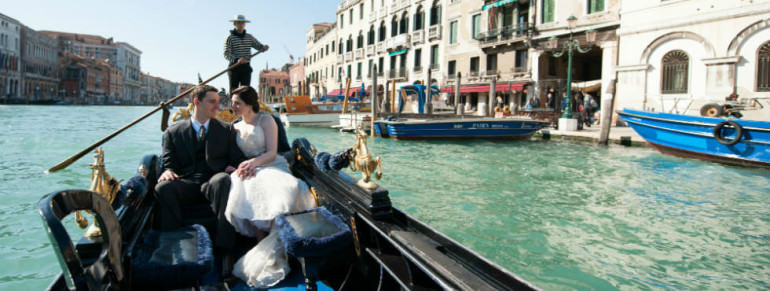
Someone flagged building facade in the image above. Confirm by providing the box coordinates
[259,69,290,104]
[615,0,770,120]
[289,62,305,95]
[0,13,22,102]
[21,25,59,103]
[305,23,336,98]
[117,42,142,104]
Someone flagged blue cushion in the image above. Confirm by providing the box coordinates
[131,224,213,289]
[275,207,352,258]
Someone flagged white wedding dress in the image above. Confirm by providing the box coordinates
[225,113,316,288]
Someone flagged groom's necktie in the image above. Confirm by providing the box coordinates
[199,126,206,141]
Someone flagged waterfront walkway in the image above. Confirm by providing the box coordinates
[535,125,648,147]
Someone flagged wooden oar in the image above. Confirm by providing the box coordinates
[47,51,263,173]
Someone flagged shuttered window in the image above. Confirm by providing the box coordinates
[758,41,770,91]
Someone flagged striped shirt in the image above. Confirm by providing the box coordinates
[223,30,264,64]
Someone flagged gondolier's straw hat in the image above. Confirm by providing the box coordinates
[230,14,250,23]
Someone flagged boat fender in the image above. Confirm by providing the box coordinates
[314,149,352,171]
[713,120,743,146]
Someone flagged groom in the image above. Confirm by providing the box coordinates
[155,85,245,258]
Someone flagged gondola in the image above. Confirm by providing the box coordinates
[38,119,538,290]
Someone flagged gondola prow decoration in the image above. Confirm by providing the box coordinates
[74,148,122,238]
[349,128,383,190]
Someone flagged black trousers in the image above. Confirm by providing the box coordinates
[154,172,236,250]
[228,65,252,93]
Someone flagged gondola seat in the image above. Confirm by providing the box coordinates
[275,207,353,290]
[131,224,214,290]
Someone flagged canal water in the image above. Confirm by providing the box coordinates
[0,105,768,290]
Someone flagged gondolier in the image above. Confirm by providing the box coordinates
[224,14,269,93]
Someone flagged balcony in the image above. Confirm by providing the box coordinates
[387,67,408,80]
[366,44,375,56]
[430,63,439,71]
[377,9,387,19]
[428,24,442,41]
[480,23,530,49]
[413,65,423,72]
[376,42,385,53]
[391,34,410,51]
[337,55,344,64]
[411,29,425,45]
[482,70,498,80]
[355,48,364,60]
[345,51,353,62]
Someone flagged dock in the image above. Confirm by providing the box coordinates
[534,125,648,147]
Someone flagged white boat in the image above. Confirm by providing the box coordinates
[280,95,369,128]
[337,111,372,132]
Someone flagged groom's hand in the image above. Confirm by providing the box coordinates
[158,169,179,182]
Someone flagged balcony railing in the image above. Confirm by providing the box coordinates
[387,67,408,80]
[366,44,375,56]
[345,51,353,62]
[376,42,385,53]
[480,23,530,48]
[413,65,423,72]
[411,29,424,45]
[428,24,442,40]
[377,70,384,77]
[355,48,364,60]
[392,34,410,50]
[430,63,439,70]
[337,55,344,64]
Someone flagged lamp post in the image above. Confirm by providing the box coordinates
[548,16,596,119]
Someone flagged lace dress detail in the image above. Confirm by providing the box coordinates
[224,113,316,288]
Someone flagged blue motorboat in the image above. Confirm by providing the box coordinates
[375,84,547,140]
[617,108,770,168]
[376,117,547,140]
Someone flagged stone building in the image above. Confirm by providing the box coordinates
[0,13,22,102]
[259,69,290,104]
[21,25,59,103]
[615,0,770,120]
[289,62,305,95]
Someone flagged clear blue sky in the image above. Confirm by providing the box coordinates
[4,0,338,91]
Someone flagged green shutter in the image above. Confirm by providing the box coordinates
[543,0,554,23]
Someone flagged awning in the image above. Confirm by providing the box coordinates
[440,82,526,94]
[482,0,516,10]
[328,87,362,96]
[388,48,407,56]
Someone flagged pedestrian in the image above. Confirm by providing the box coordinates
[224,14,269,93]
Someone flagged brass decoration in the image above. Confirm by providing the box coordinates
[170,103,194,123]
[350,216,361,257]
[309,187,320,207]
[75,148,122,238]
[349,128,383,190]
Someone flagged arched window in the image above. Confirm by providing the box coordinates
[400,12,409,34]
[338,39,343,54]
[368,25,375,45]
[758,41,770,91]
[661,50,689,94]
[357,32,364,48]
[429,1,441,26]
[391,16,399,37]
[414,6,424,31]
[346,35,353,52]
[379,21,386,42]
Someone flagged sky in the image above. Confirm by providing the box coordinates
[3,0,339,91]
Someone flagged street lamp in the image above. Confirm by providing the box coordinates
[548,15,596,119]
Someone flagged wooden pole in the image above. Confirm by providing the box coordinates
[425,68,433,114]
[489,76,496,117]
[390,79,396,113]
[598,79,616,145]
[48,51,263,173]
[455,72,463,116]
[342,78,351,114]
[371,64,377,136]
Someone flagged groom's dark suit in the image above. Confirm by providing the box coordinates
[155,118,245,250]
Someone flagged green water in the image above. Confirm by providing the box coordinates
[1,105,768,290]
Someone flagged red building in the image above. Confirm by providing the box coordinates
[258,69,289,104]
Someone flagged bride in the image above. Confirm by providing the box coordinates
[224,85,316,287]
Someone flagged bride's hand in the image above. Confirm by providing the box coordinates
[237,158,259,179]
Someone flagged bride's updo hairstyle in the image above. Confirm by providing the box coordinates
[232,85,260,113]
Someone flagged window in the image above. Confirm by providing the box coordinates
[430,45,439,69]
[414,48,422,70]
[486,54,497,72]
[347,36,353,52]
[347,64,352,78]
[429,2,441,26]
[340,14,344,28]
[472,14,481,40]
[470,57,479,75]
[391,17,399,37]
[368,59,374,76]
[332,41,335,52]
[588,0,604,14]
[756,41,770,91]
[357,62,362,79]
[360,4,364,19]
[414,6,424,30]
[326,44,329,55]
[449,20,458,44]
[378,57,384,75]
[400,12,408,34]
[661,50,689,94]
[349,9,353,24]
[448,60,456,76]
[339,39,344,54]
[357,33,364,48]
[542,0,554,23]
[516,49,527,71]
[368,26,375,45]
[379,22,386,42]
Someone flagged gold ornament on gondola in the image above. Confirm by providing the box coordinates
[74,148,122,238]
[349,128,383,190]
[167,101,274,126]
